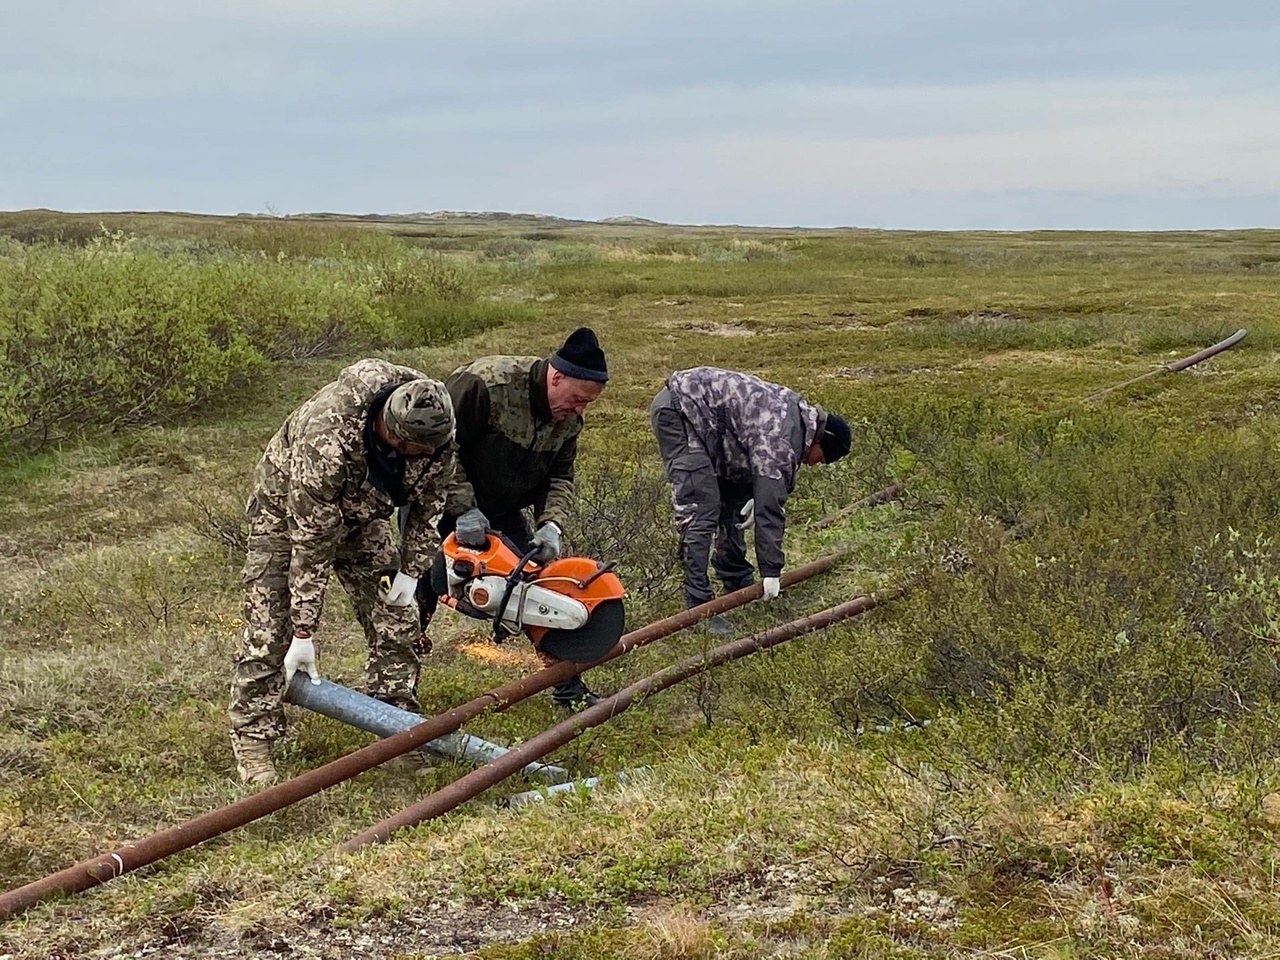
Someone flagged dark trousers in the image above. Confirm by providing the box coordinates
[650,388,756,607]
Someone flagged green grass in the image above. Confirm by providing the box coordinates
[3,214,1280,957]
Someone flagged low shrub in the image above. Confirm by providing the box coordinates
[0,229,506,447]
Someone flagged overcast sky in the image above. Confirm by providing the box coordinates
[3,0,1278,229]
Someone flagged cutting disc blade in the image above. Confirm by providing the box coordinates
[537,598,626,663]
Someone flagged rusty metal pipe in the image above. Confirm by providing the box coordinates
[813,481,906,531]
[0,553,844,920]
[1083,328,1246,402]
[338,587,903,852]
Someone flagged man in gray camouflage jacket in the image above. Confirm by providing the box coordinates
[650,367,851,633]
[228,359,456,785]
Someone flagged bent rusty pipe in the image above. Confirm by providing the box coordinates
[814,330,1252,533]
[338,586,904,852]
[1083,328,1246,402]
[0,553,844,921]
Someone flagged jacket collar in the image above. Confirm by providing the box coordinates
[529,358,553,423]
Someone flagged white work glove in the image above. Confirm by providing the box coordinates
[531,522,562,563]
[284,634,321,689]
[762,577,781,601]
[455,508,490,548]
[382,570,418,606]
[736,499,755,530]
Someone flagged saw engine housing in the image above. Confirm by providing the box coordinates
[440,532,626,660]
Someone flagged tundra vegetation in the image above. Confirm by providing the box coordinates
[2,210,1280,958]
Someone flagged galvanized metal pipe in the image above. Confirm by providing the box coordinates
[503,769,646,808]
[338,587,904,852]
[286,678,570,784]
[0,553,844,920]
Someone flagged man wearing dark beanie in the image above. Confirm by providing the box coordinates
[650,367,851,635]
[431,328,608,708]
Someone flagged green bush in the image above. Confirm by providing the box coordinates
[383,295,533,348]
[481,236,537,261]
[0,225,505,445]
[873,409,1280,775]
[0,238,382,442]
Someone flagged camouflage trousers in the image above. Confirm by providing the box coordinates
[650,388,756,607]
[228,497,423,744]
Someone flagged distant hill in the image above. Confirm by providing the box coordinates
[596,215,664,225]
[260,210,671,227]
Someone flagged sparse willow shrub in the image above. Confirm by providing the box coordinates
[189,492,250,564]
[18,540,224,648]
[481,236,536,261]
[0,241,387,443]
[224,219,401,261]
[563,457,681,622]
[884,419,1280,777]
[384,295,531,348]
[544,243,601,265]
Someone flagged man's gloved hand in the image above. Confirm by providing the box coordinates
[454,508,490,548]
[531,522,562,563]
[762,577,781,601]
[382,570,418,606]
[284,634,321,689]
[736,499,755,530]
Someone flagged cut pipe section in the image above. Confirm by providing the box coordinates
[287,677,570,784]
[503,768,646,808]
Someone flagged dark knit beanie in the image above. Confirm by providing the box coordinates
[819,412,852,463]
[549,327,609,382]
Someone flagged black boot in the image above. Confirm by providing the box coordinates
[705,614,735,637]
[551,675,602,710]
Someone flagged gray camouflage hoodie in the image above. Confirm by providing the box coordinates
[666,367,824,577]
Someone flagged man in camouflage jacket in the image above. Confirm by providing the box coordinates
[650,367,851,628]
[432,327,609,708]
[228,359,456,784]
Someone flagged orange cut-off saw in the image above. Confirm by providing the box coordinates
[439,532,626,662]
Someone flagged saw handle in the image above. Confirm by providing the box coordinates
[576,560,619,590]
[492,543,544,644]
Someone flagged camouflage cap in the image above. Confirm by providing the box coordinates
[383,378,455,449]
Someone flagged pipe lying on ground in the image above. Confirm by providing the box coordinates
[813,481,906,531]
[338,586,904,852]
[502,769,646,808]
[287,678,570,784]
[1083,328,1246,402]
[813,331,1250,538]
[0,553,844,921]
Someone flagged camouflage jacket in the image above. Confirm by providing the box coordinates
[443,356,580,530]
[251,359,456,634]
[666,367,823,577]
